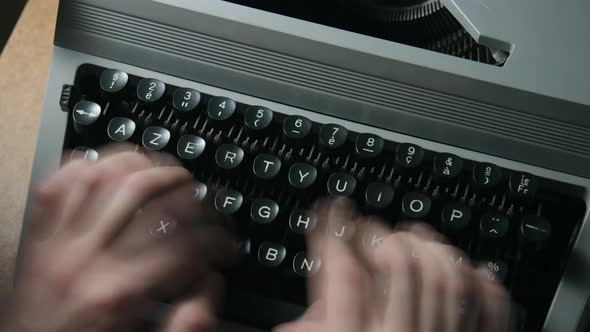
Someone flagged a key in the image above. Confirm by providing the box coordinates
[173,88,201,114]
[288,163,318,189]
[244,106,273,132]
[394,143,424,171]
[214,189,244,215]
[215,144,244,170]
[433,153,463,181]
[327,172,357,197]
[72,100,101,135]
[364,182,394,210]
[292,252,321,277]
[479,213,510,241]
[177,135,206,160]
[289,209,317,234]
[441,203,472,235]
[100,69,128,93]
[472,162,502,191]
[137,78,166,103]
[252,154,282,180]
[207,96,236,123]
[283,115,312,142]
[258,242,287,268]
[319,123,348,153]
[520,215,552,251]
[509,172,539,201]
[401,192,432,219]
[141,126,171,151]
[250,198,280,225]
[107,117,136,142]
[355,133,384,160]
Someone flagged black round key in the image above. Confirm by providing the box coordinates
[141,126,171,151]
[288,163,318,189]
[509,172,539,200]
[193,182,208,201]
[207,96,236,121]
[484,259,508,283]
[364,182,394,209]
[480,213,510,240]
[521,215,551,248]
[473,162,502,190]
[433,153,464,180]
[137,78,166,103]
[319,124,348,150]
[100,69,128,93]
[70,146,99,161]
[252,153,281,180]
[283,115,312,140]
[292,252,321,277]
[244,106,273,131]
[401,192,432,219]
[250,198,279,225]
[107,117,136,142]
[441,203,472,234]
[72,101,101,126]
[289,209,317,234]
[215,144,244,170]
[214,189,243,215]
[177,135,206,160]
[355,133,384,159]
[327,172,357,197]
[173,88,201,113]
[394,143,424,169]
[258,242,286,268]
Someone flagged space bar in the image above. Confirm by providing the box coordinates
[223,288,306,330]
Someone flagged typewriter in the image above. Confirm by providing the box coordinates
[18,0,590,331]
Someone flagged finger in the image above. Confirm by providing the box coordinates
[397,221,446,243]
[157,273,223,332]
[90,166,193,248]
[475,267,511,332]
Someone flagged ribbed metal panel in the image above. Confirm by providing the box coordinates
[67,2,590,156]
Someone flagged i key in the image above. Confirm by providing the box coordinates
[364,182,394,211]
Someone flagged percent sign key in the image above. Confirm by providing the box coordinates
[485,259,508,283]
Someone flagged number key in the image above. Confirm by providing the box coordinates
[137,78,165,103]
[355,133,383,159]
[283,115,312,140]
[173,88,201,113]
[207,96,236,121]
[244,106,273,131]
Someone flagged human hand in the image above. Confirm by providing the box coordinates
[275,199,512,332]
[7,145,237,332]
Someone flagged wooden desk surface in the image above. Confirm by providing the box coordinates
[0,0,59,294]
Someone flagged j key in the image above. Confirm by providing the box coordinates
[292,252,321,277]
[214,189,244,215]
[289,209,317,234]
[244,106,273,132]
[100,69,128,93]
[208,96,236,122]
[319,123,348,152]
[137,78,166,103]
[253,154,282,180]
[173,88,201,113]
[473,162,502,191]
[70,146,99,161]
[250,198,280,225]
[107,117,136,142]
[177,135,206,160]
[364,182,394,210]
[283,115,312,141]
[433,153,463,181]
[509,172,539,201]
[394,143,424,171]
[215,144,244,170]
[520,215,552,251]
[72,101,101,134]
[258,242,287,268]
[484,259,508,283]
[288,163,318,189]
[141,126,171,151]
[441,203,472,235]
[355,133,384,160]
[327,172,357,197]
[479,213,510,241]
[401,192,432,219]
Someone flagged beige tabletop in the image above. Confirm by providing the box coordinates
[0,0,59,295]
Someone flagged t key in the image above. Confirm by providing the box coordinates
[253,154,281,180]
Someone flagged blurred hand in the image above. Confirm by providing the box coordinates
[6,145,237,332]
[275,199,511,332]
